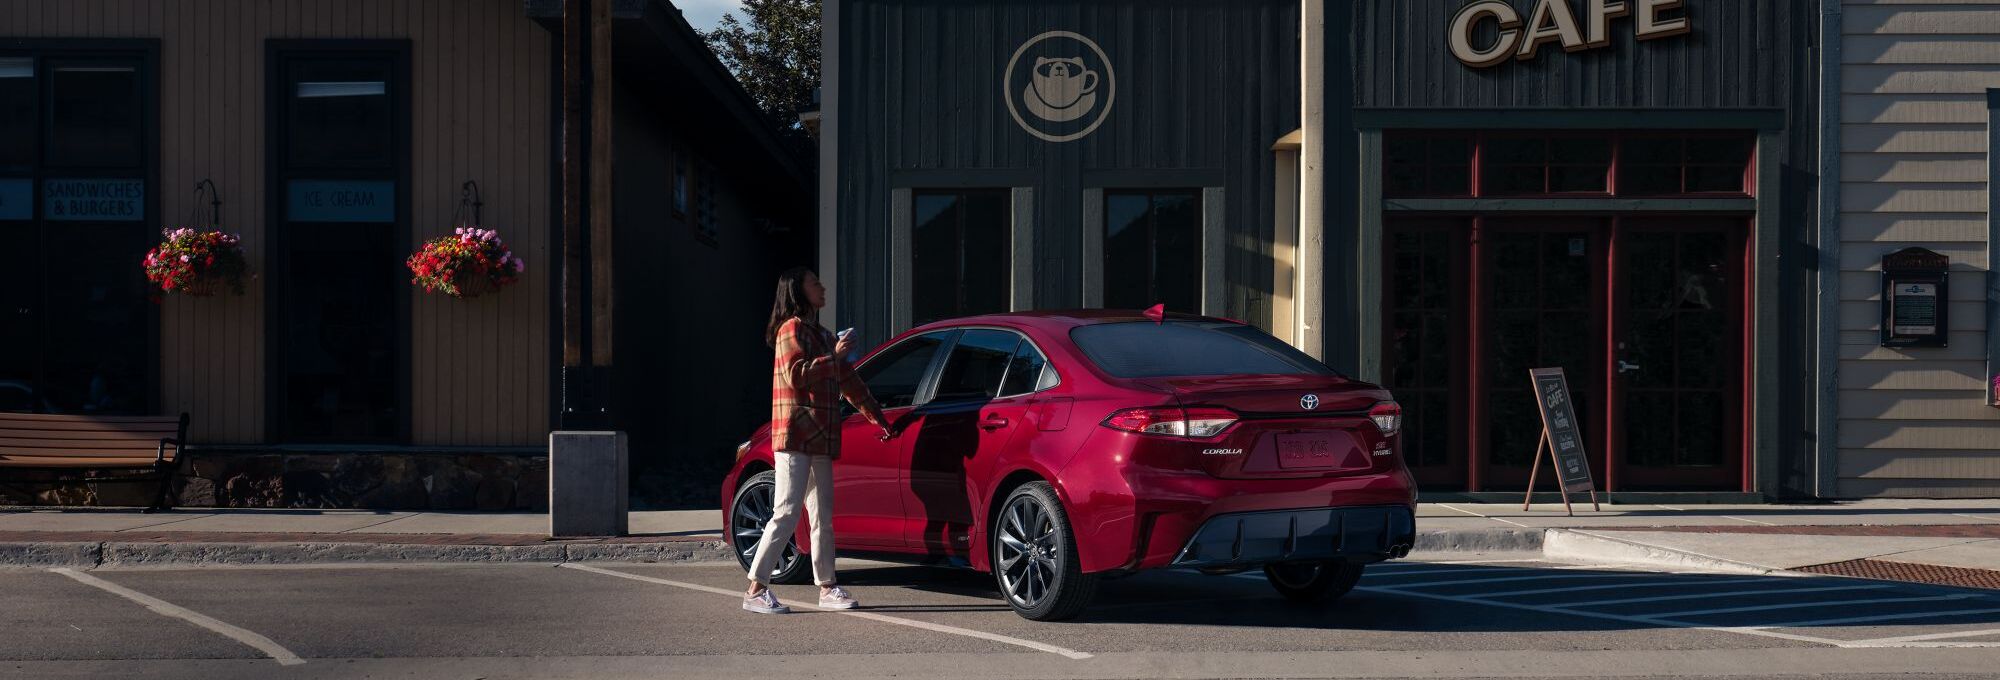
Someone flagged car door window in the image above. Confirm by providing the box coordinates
[998,341,1050,397]
[931,329,1021,404]
[857,331,951,409]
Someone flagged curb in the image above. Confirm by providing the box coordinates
[1541,529,1785,575]
[1412,528,1544,554]
[0,539,732,569]
[0,529,1808,574]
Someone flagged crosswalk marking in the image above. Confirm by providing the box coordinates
[1477,577,1771,598]
[1646,594,1978,619]
[1556,583,1894,608]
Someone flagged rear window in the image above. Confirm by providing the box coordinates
[1069,321,1336,378]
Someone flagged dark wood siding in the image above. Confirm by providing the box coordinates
[1352,0,1809,110]
[836,0,1302,342]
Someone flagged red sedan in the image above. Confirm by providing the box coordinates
[722,311,1417,620]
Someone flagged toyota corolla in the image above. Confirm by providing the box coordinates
[722,310,1418,621]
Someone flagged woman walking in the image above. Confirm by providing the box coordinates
[744,267,894,614]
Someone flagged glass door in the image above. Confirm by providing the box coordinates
[1477,219,1607,489]
[1383,218,1468,489]
[1612,219,1747,489]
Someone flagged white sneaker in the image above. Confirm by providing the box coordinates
[743,589,790,614]
[819,586,859,609]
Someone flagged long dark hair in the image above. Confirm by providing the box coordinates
[765,266,818,348]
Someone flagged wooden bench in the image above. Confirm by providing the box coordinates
[0,413,189,511]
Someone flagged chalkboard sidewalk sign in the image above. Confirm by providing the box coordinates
[1524,368,1600,516]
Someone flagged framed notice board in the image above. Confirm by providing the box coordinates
[1526,368,1600,515]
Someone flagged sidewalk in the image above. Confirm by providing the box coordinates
[2,501,1996,588]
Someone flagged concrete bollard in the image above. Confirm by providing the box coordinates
[549,431,629,537]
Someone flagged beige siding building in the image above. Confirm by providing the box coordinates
[1,0,813,508]
[1836,1,2000,497]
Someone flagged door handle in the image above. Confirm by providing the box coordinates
[979,416,1010,430]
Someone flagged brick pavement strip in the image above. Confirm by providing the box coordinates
[1794,559,2000,590]
[1593,525,2000,539]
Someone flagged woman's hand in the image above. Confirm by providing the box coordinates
[833,332,858,360]
[878,425,898,441]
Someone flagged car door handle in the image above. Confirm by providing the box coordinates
[979,416,1010,430]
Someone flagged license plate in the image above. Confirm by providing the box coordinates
[1275,433,1341,469]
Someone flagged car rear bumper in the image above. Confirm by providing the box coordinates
[1168,505,1416,568]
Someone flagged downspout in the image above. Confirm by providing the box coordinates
[1814,0,1842,498]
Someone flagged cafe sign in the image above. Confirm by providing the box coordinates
[1449,0,1691,69]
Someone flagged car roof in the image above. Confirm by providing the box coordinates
[907,309,1242,336]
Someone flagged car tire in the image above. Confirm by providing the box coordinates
[1263,561,1365,603]
[992,482,1098,621]
[730,471,811,585]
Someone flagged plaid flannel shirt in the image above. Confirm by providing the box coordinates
[771,317,886,459]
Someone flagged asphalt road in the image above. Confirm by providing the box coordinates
[3,555,1998,679]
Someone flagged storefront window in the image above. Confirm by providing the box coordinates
[272,48,407,442]
[1103,190,1200,313]
[0,58,35,169]
[911,190,1010,326]
[47,64,141,168]
[1384,135,1470,196]
[1385,132,1753,199]
[1,50,153,416]
[288,72,391,168]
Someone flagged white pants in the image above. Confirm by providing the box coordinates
[746,451,838,587]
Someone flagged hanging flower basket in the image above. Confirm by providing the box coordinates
[407,227,524,299]
[143,228,248,297]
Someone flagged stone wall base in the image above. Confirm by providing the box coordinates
[0,451,549,511]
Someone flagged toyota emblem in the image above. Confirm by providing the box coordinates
[1300,394,1320,411]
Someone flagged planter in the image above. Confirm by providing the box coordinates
[144,228,248,297]
[180,275,226,297]
[451,270,502,298]
[408,227,523,299]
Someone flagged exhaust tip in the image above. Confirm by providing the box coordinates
[1388,543,1412,558]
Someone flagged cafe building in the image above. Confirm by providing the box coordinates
[0,0,813,508]
[823,0,1887,499]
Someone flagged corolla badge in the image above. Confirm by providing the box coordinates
[1004,31,1116,143]
[1300,394,1320,411]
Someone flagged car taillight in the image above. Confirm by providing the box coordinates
[1369,401,1402,438]
[1103,406,1239,438]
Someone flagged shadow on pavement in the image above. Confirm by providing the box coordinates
[835,561,2000,633]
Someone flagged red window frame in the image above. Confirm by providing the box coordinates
[1383,131,1756,200]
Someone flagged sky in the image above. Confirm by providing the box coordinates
[675,0,744,34]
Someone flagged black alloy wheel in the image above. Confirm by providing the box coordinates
[731,471,810,585]
[992,482,1097,621]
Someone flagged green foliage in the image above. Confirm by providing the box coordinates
[704,0,820,136]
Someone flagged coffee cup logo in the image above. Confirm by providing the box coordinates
[1005,31,1115,143]
[1026,57,1099,122]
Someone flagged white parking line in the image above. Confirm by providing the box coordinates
[50,568,304,666]
[1351,582,1851,647]
[1650,594,1979,619]
[1477,577,1771,599]
[1558,583,1895,608]
[1384,572,1656,589]
[556,563,1094,660]
[1848,627,2000,645]
[1723,516,1780,526]
[1361,565,1545,578]
[1434,503,1532,528]
[1753,606,2000,630]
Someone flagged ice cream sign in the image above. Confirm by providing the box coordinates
[1449,0,1691,69]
